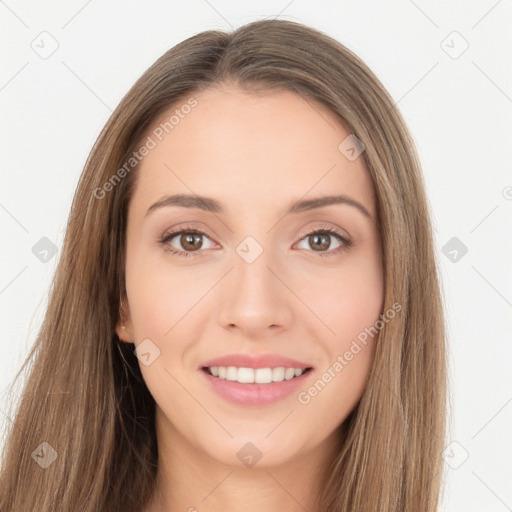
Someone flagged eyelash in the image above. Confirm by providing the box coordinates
[158,224,352,258]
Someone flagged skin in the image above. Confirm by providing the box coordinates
[116,84,384,512]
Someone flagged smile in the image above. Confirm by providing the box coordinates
[204,366,312,384]
[201,366,314,406]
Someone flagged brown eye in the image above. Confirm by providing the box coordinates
[162,229,216,255]
[299,230,345,252]
[180,233,203,251]
[297,230,345,253]
[308,233,331,251]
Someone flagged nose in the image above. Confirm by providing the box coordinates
[217,246,293,338]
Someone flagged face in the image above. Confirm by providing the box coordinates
[117,84,383,469]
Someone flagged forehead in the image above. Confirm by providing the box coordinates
[130,85,376,218]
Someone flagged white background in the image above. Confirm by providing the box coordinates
[1,1,511,510]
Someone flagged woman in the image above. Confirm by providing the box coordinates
[0,18,446,511]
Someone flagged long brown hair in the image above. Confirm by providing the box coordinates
[0,19,446,511]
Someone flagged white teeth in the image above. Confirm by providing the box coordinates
[284,368,295,380]
[255,368,272,384]
[207,366,306,384]
[226,366,238,381]
[272,367,285,382]
[238,367,255,383]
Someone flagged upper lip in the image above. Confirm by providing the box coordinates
[200,353,313,370]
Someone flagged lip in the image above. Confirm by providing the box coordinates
[198,353,314,407]
[200,353,312,370]
[200,367,313,406]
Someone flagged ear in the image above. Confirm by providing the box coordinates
[116,296,134,343]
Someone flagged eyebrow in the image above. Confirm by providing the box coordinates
[145,193,372,219]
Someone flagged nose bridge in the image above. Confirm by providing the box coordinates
[217,236,292,333]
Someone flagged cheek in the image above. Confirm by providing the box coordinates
[295,251,382,410]
[124,269,201,406]
[125,253,208,340]
[295,270,382,426]
[299,251,383,342]
[296,343,374,440]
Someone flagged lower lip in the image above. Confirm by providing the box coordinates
[200,368,313,406]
